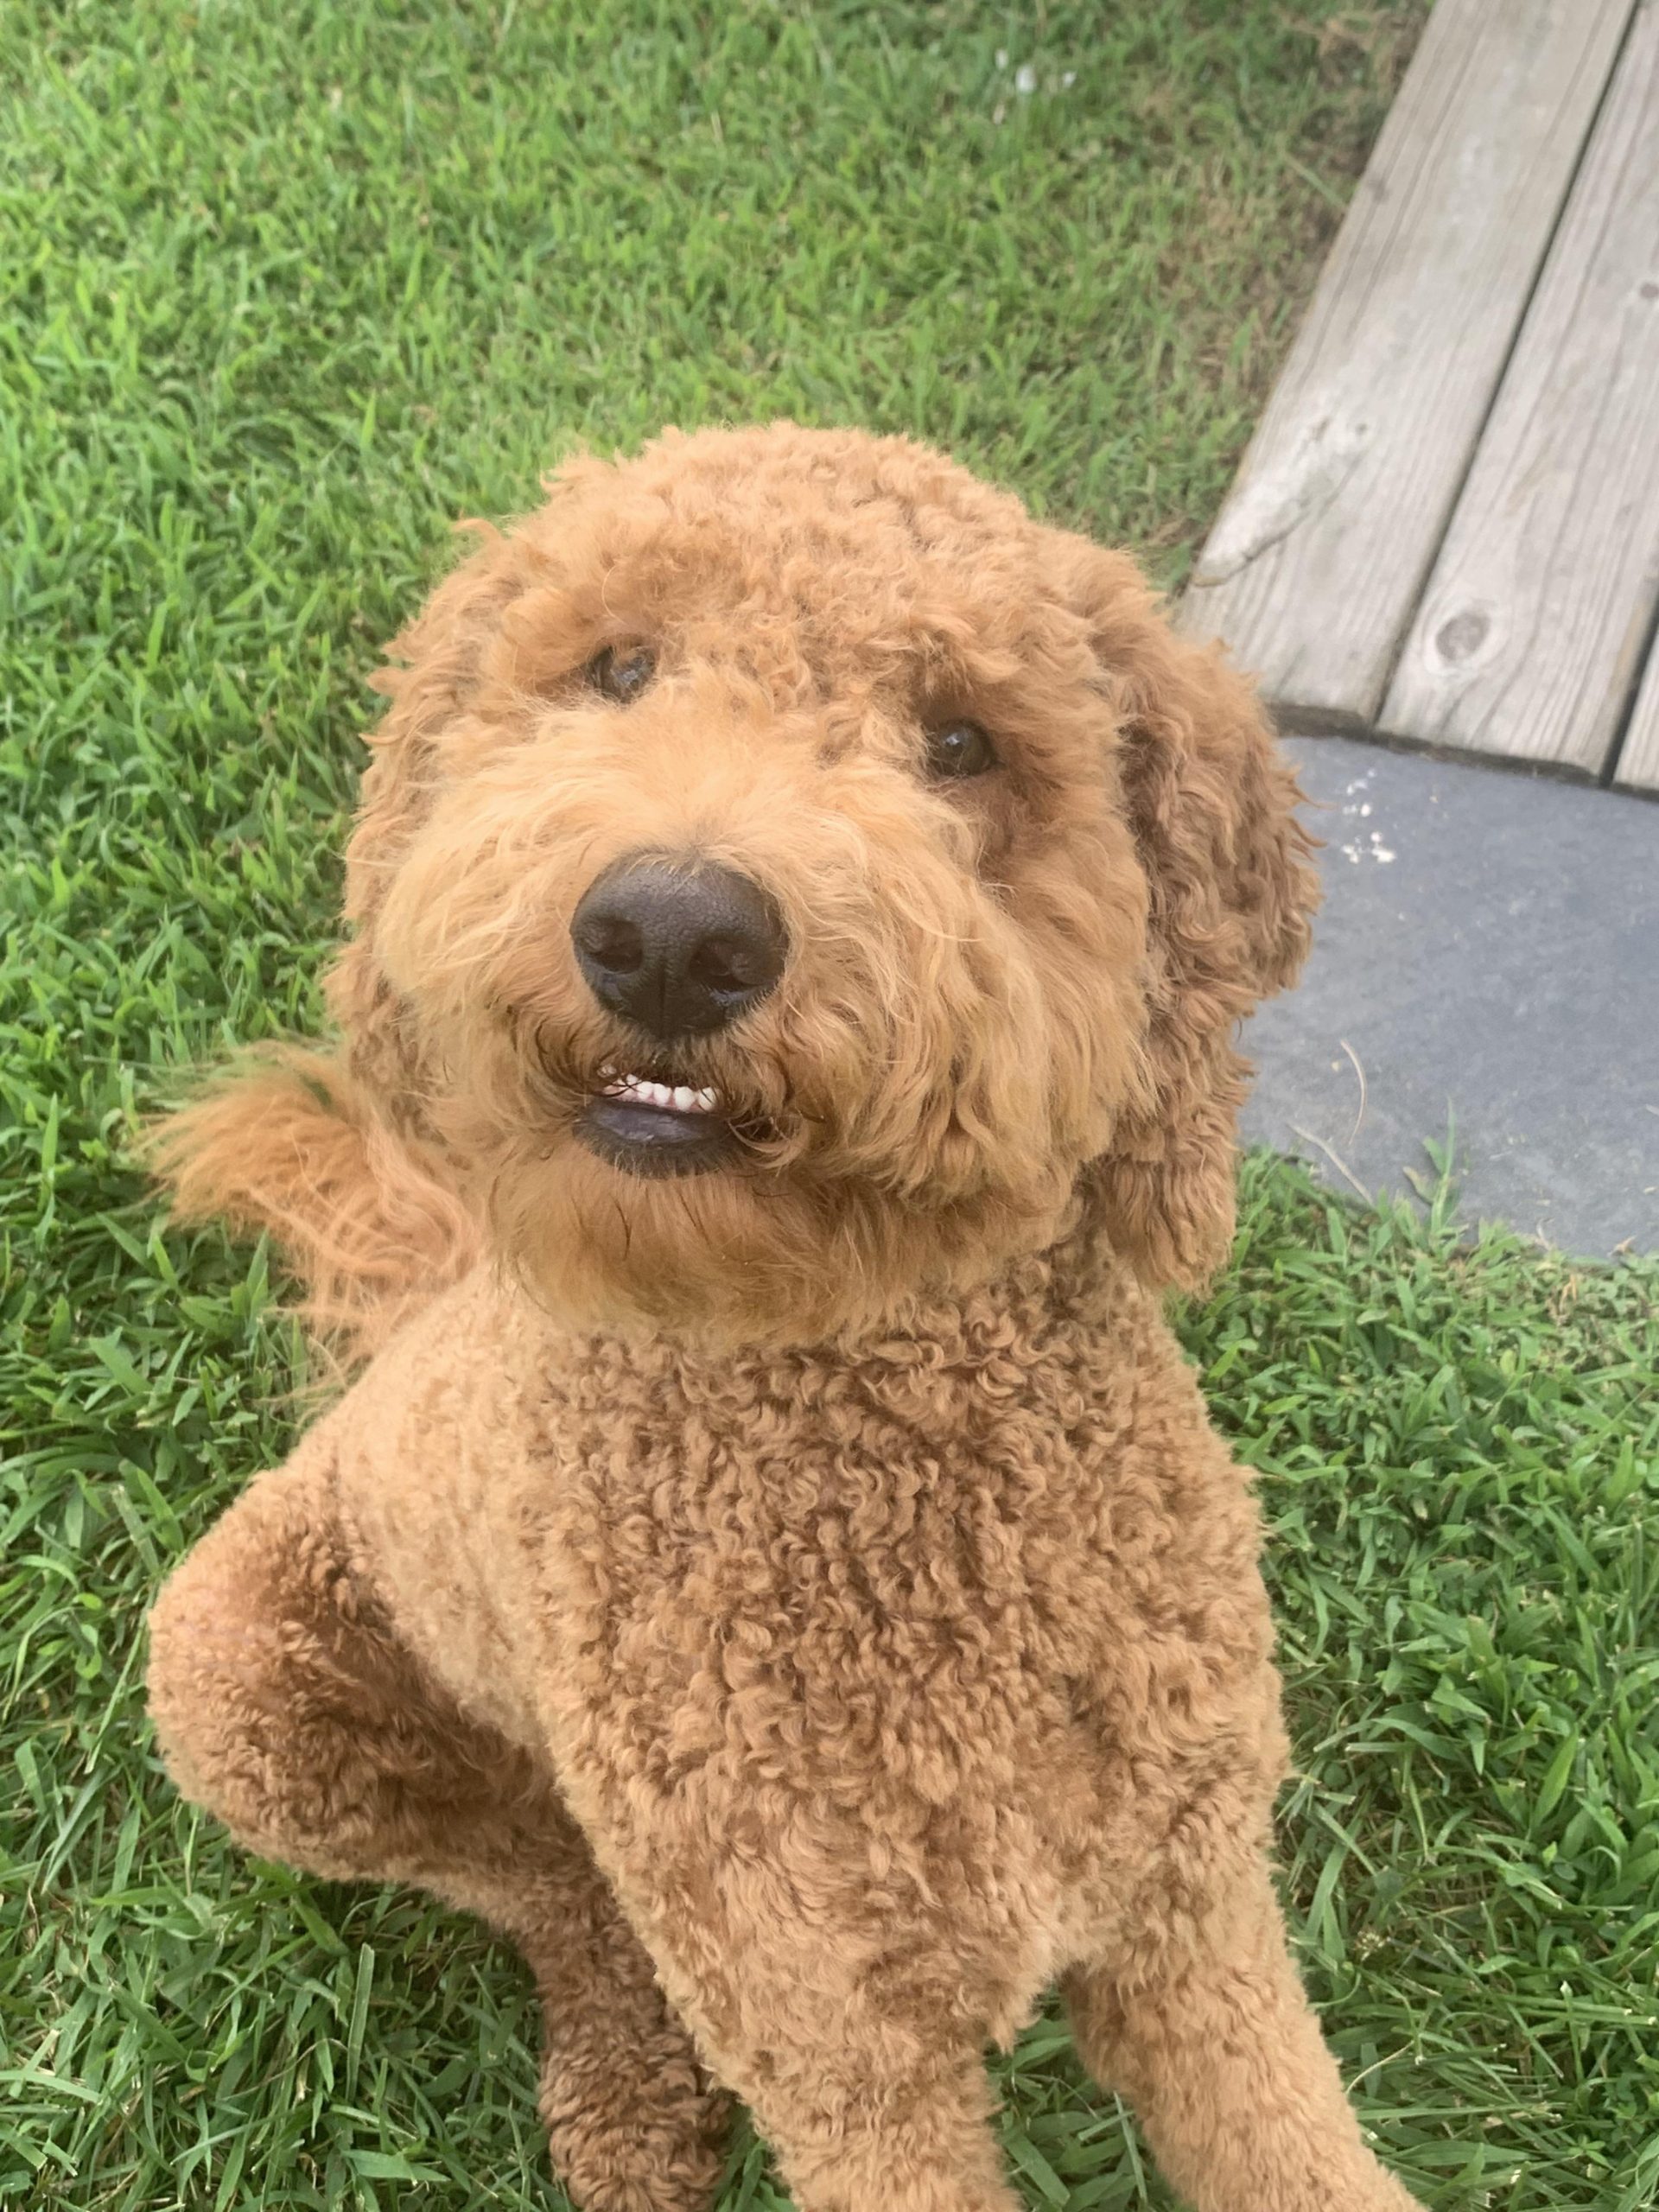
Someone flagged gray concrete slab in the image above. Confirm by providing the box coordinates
[1239,736,1658,1257]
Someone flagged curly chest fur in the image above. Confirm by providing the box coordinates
[489,1264,1274,1827]
[340,1250,1281,1866]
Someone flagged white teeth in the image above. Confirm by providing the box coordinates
[599,1071,723,1114]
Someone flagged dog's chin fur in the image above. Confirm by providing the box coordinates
[485,1140,1085,1347]
[421,988,1112,1346]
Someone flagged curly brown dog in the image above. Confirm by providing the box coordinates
[147,423,1426,2212]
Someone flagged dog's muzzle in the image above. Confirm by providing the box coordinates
[569,853,785,1176]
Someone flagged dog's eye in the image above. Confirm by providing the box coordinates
[589,644,656,704]
[924,719,997,779]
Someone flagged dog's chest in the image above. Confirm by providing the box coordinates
[346,1267,1274,1858]
[512,1291,1268,1811]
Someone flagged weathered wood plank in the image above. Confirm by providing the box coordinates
[1383,1,1659,775]
[1178,0,1635,728]
[1615,628,1659,791]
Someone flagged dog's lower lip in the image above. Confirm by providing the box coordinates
[576,1096,741,1179]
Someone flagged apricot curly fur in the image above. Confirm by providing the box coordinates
[147,1047,480,1362]
[145,424,1427,2212]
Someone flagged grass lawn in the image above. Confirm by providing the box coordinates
[4,1,1656,2207]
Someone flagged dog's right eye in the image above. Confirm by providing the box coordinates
[588,645,656,704]
[924,718,998,779]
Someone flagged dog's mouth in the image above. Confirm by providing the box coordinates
[575,1064,748,1179]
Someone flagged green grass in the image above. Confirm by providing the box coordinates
[8,1,1656,2207]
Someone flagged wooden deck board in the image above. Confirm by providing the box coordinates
[1382,1,1659,776]
[1616,631,1659,791]
[1178,0,1635,729]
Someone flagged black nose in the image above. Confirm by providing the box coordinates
[570,857,787,1041]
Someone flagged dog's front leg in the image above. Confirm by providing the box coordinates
[578,1815,1029,2212]
[1065,1856,1426,2212]
[671,1956,1021,2212]
[728,2018,1020,2212]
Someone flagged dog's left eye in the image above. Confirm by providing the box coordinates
[589,645,656,704]
[924,719,997,779]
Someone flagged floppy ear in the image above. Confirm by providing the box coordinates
[324,526,524,1133]
[1058,540,1319,1289]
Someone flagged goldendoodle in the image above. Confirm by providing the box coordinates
[147,423,1425,2212]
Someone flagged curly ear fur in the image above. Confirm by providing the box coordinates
[1056,542,1319,1290]
[144,1047,480,1363]
[327,524,527,1131]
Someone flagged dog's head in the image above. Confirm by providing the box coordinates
[331,424,1314,1341]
